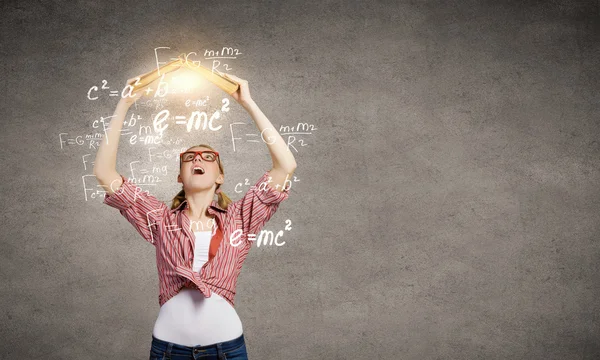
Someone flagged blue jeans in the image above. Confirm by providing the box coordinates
[149,333,248,359]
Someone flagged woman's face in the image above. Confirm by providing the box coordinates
[177,146,223,192]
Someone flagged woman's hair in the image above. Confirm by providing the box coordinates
[170,143,233,210]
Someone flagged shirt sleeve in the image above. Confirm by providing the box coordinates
[103,174,168,246]
[235,170,290,242]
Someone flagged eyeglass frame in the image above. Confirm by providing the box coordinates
[179,150,220,163]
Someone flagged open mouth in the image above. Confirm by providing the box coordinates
[192,166,205,175]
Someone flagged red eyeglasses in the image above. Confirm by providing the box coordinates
[179,150,220,162]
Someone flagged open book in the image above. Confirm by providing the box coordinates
[128,55,240,95]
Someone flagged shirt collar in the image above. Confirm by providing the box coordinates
[170,198,227,214]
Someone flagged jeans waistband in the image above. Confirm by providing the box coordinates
[151,333,245,356]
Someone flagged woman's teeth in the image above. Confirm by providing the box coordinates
[193,167,205,175]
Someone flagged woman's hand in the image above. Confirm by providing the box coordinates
[223,73,254,108]
[118,75,147,107]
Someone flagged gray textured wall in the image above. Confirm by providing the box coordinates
[1,0,599,359]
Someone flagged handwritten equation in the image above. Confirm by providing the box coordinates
[59,111,316,152]
[230,219,293,247]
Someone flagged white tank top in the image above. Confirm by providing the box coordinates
[152,230,244,346]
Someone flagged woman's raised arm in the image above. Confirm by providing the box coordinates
[93,77,144,196]
[224,73,298,189]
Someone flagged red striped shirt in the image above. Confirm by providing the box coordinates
[103,170,289,307]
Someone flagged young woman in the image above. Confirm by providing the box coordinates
[94,71,297,360]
